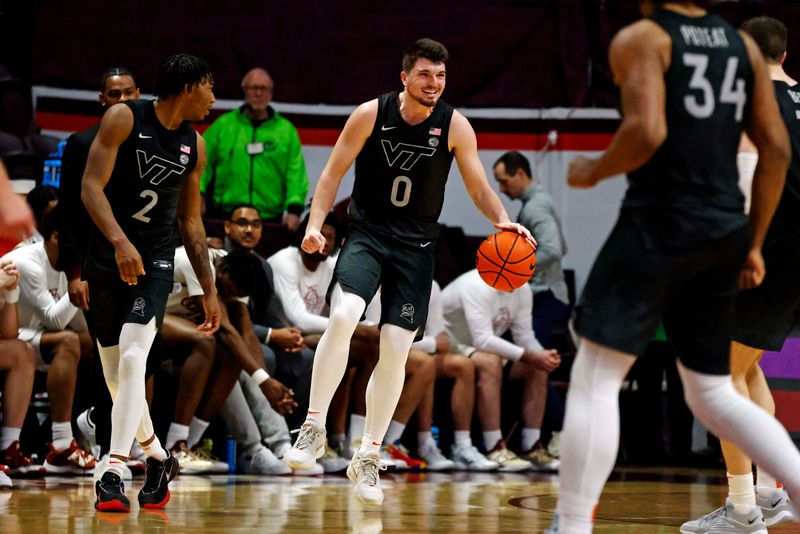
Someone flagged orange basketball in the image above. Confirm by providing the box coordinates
[476,231,536,291]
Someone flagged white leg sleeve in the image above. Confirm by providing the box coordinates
[557,338,636,531]
[97,343,120,399]
[363,324,416,443]
[678,363,800,498]
[307,284,366,423]
[108,319,157,458]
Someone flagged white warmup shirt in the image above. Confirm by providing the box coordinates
[166,246,229,320]
[441,269,542,361]
[267,246,336,334]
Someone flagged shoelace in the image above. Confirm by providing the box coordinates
[291,425,323,451]
[697,506,727,525]
[351,455,387,486]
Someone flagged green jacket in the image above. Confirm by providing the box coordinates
[201,105,308,219]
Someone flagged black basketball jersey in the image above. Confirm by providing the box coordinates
[87,99,198,276]
[766,80,800,241]
[349,91,455,240]
[624,10,753,239]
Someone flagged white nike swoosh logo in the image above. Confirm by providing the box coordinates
[138,133,152,139]
[421,242,431,248]
[381,125,397,131]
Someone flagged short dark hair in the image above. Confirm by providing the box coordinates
[402,38,449,73]
[494,151,532,178]
[26,185,58,230]
[218,250,268,303]
[228,203,261,221]
[741,16,787,63]
[154,54,213,99]
[39,201,59,241]
[100,67,136,92]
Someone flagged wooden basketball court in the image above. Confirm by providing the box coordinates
[1,468,798,533]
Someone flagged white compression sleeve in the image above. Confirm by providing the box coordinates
[737,151,757,214]
[363,324,416,443]
[557,338,636,531]
[306,284,367,423]
[108,318,157,458]
[678,363,800,498]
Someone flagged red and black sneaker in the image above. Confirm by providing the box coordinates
[138,453,179,509]
[95,471,130,512]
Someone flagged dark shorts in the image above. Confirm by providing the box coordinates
[328,224,434,341]
[574,211,750,375]
[88,267,174,348]
[735,233,800,351]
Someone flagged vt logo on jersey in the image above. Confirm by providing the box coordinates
[381,140,436,171]
[136,150,186,185]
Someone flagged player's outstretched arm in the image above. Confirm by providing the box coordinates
[567,20,668,188]
[302,100,377,253]
[178,133,220,334]
[81,104,142,285]
[451,112,536,247]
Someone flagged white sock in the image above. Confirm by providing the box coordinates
[141,435,168,462]
[187,417,210,449]
[418,431,434,452]
[521,428,542,452]
[557,339,635,528]
[728,472,756,513]
[165,423,189,451]
[307,285,366,425]
[52,421,74,452]
[756,467,780,497]
[384,420,406,445]
[0,427,21,451]
[358,432,381,457]
[483,430,502,451]
[349,414,366,447]
[454,430,472,448]
[105,457,126,478]
[678,363,800,499]
[107,320,157,460]
[363,324,415,445]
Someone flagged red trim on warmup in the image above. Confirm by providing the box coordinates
[36,112,614,151]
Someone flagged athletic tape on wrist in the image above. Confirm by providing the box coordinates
[4,287,19,304]
[251,368,270,385]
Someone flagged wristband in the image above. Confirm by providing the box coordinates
[251,368,270,386]
[4,287,19,304]
[265,327,272,344]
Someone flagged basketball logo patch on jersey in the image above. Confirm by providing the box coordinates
[180,154,189,165]
[428,137,439,147]
[400,303,415,323]
[132,297,146,317]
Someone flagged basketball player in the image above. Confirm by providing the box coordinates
[681,16,799,533]
[547,2,800,533]
[285,38,533,505]
[81,54,220,512]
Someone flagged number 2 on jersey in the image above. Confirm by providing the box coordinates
[683,53,746,122]
[132,189,158,223]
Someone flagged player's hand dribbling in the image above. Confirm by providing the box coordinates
[739,247,766,290]
[521,348,561,373]
[114,240,145,285]
[301,228,326,254]
[260,378,298,415]
[567,156,600,189]
[494,221,537,249]
[197,293,221,335]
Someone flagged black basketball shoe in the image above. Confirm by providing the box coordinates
[95,471,130,512]
[138,453,179,509]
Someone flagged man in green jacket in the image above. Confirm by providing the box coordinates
[201,68,308,231]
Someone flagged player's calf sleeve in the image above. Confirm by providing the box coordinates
[108,319,157,458]
[363,324,415,444]
[97,343,121,399]
[307,284,366,426]
[557,339,635,527]
[678,363,800,498]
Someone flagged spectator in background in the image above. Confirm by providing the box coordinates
[0,259,36,488]
[201,68,308,231]
[442,269,561,472]
[493,151,569,348]
[1,211,95,475]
